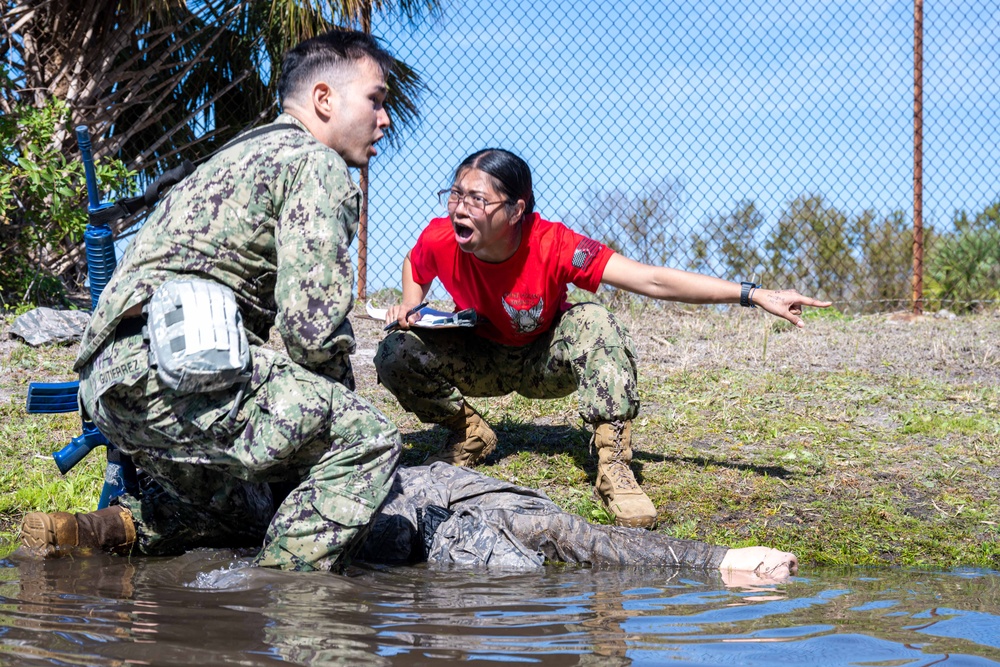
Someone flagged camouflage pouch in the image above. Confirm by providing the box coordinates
[146,278,250,393]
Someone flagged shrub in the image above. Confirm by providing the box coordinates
[0,98,133,310]
[925,226,1000,312]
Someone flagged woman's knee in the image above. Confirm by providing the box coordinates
[560,303,635,353]
[374,330,426,378]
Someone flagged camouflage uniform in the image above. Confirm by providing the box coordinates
[74,114,401,571]
[9,307,90,346]
[359,463,728,569]
[373,302,639,425]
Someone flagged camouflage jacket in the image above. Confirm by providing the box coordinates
[74,114,361,382]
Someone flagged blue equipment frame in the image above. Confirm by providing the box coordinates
[25,126,139,508]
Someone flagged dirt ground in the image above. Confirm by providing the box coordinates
[349,304,1000,385]
[3,303,999,566]
[5,302,997,399]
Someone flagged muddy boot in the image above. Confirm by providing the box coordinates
[593,421,657,529]
[425,402,498,467]
[20,507,136,558]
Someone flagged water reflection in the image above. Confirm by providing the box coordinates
[1,548,998,666]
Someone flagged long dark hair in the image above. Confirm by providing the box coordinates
[454,149,535,221]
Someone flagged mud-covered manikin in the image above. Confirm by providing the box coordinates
[22,463,798,582]
[358,463,797,581]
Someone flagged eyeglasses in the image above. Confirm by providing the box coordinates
[437,188,509,215]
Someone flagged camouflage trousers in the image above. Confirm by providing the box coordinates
[77,321,401,571]
[373,303,639,424]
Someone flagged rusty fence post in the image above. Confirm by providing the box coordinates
[357,6,373,302]
[912,0,924,315]
[358,166,368,301]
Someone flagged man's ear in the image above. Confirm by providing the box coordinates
[311,81,336,119]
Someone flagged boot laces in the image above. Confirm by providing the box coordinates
[605,441,639,491]
[607,461,639,491]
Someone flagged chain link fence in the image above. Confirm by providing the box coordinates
[362,0,998,313]
[3,1,996,313]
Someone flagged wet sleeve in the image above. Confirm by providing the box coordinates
[273,151,361,378]
[446,467,730,569]
[478,500,729,569]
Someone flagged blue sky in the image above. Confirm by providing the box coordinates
[356,0,998,292]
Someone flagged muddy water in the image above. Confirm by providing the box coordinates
[1,548,998,666]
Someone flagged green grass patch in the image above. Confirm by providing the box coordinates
[4,307,1000,569]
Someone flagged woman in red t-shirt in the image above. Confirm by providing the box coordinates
[375,149,830,529]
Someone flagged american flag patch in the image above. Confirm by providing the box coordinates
[572,238,602,270]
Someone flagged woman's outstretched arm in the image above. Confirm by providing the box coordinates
[600,252,832,328]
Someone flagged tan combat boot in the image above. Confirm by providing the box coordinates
[426,402,498,467]
[20,507,136,558]
[593,421,657,528]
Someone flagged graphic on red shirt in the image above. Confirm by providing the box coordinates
[572,238,603,270]
[502,293,544,333]
[408,213,614,346]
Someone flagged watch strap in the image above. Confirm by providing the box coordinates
[740,281,758,308]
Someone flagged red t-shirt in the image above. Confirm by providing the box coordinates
[409,213,614,346]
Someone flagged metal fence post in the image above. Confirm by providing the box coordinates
[912,0,924,315]
[357,6,373,303]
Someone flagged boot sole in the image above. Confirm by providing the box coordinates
[21,513,59,555]
[613,514,657,529]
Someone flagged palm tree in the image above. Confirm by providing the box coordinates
[2,0,430,169]
[1,0,435,297]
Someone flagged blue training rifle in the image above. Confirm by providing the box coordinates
[25,126,139,508]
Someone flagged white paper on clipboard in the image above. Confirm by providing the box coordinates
[364,301,477,329]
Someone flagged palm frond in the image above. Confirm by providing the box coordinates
[3,0,433,173]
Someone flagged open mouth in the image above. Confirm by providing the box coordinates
[454,224,474,241]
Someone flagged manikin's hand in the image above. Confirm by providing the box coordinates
[752,288,832,328]
[719,546,798,586]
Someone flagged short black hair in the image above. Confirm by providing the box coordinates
[278,29,394,105]
[455,149,535,219]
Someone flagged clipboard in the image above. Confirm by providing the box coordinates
[364,301,477,329]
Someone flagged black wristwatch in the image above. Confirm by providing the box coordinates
[740,281,758,308]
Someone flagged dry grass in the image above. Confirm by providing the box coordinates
[4,303,999,568]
